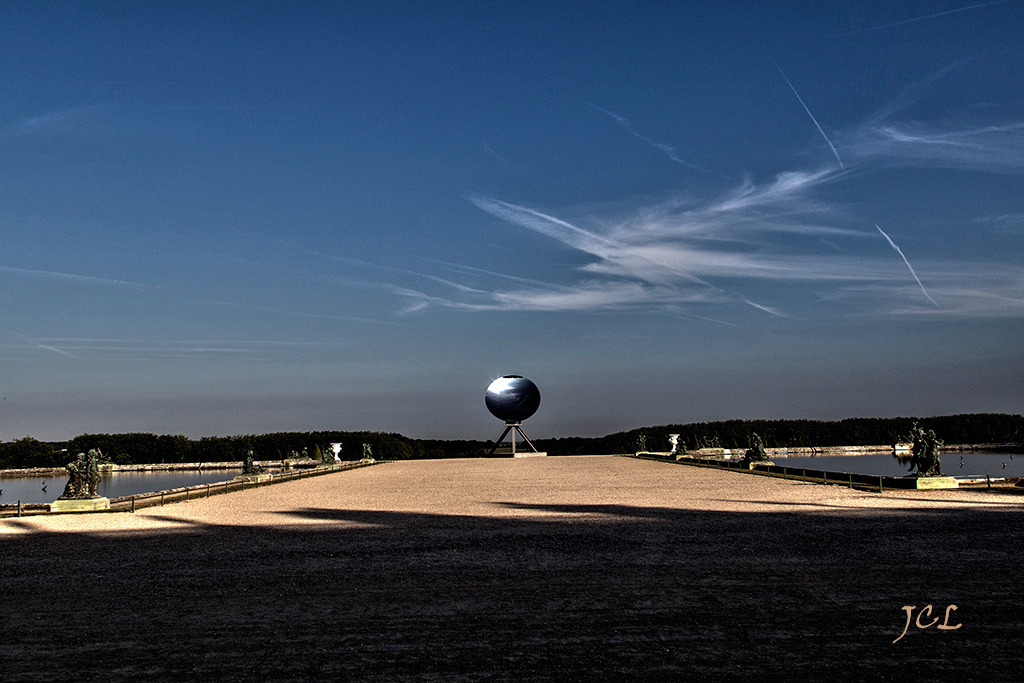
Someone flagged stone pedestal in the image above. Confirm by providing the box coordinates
[50,497,110,513]
[512,451,547,458]
[234,474,274,484]
[913,476,958,489]
[744,460,775,470]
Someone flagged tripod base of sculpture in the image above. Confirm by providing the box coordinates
[488,422,546,457]
[50,497,110,513]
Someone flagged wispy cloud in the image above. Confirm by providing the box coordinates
[398,172,904,316]
[974,213,1024,231]
[845,270,1024,318]
[843,120,1024,173]
[469,176,858,290]
[392,279,719,314]
[16,337,329,362]
[6,104,108,137]
[589,103,708,172]
[858,60,973,128]
[397,65,1023,321]
[205,298,392,326]
[475,139,508,166]
[849,1,1009,34]
[698,168,838,216]
[836,59,1024,174]
[468,194,623,258]
[0,265,148,289]
[395,152,1024,320]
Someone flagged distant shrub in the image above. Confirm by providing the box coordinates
[0,437,60,469]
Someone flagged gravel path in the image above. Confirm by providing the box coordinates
[3,456,1022,681]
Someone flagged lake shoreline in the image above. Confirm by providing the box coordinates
[0,458,326,478]
[4,442,1023,478]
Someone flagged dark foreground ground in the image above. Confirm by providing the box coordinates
[2,456,1022,682]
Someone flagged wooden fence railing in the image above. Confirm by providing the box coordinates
[0,460,380,518]
[629,453,987,492]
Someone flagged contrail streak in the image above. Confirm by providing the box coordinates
[849,1,1008,34]
[876,225,939,306]
[671,312,740,328]
[0,265,147,288]
[774,65,845,170]
[741,297,787,317]
[37,345,82,360]
[588,103,708,172]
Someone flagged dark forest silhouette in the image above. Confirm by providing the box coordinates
[2,413,1022,468]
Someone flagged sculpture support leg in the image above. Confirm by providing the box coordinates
[487,425,514,456]
[514,425,539,453]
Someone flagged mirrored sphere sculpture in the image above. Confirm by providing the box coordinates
[485,375,541,423]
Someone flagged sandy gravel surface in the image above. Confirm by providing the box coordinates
[3,456,1016,535]
[3,456,1022,681]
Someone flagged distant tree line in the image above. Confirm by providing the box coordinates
[410,414,1024,457]
[2,414,1021,469]
[534,414,1024,455]
[0,437,65,469]
[0,431,425,469]
[417,439,495,459]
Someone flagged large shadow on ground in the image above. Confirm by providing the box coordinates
[2,501,1022,682]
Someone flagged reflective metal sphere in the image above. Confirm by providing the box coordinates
[485,375,541,422]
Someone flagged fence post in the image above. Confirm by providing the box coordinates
[131,497,135,513]
[160,492,164,506]
[848,473,853,489]
[987,475,991,490]
[17,500,22,517]
[879,476,883,493]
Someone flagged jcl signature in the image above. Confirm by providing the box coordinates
[893,604,961,643]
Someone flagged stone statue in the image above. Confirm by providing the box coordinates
[362,443,373,460]
[242,450,263,475]
[744,433,770,462]
[60,452,86,499]
[59,449,107,500]
[636,433,647,453]
[86,450,101,496]
[668,434,680,455]
[321,445,334,464]
[906,423,943,477]
[701,434,722,449]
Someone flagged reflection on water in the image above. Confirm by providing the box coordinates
[0,470,242,505]
[774,452,1024,479]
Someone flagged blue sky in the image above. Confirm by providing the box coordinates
[2,1,1022,442]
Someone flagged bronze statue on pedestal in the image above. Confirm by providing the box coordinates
[58,449,107,500]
